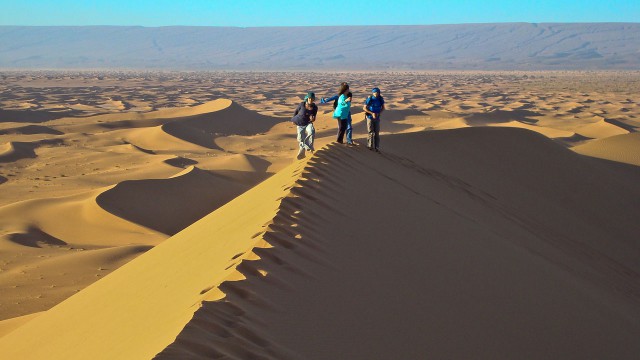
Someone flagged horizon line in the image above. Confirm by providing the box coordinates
[2,21,639,28]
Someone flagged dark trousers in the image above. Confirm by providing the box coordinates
[336,118,348,143]
[367,117,380,149]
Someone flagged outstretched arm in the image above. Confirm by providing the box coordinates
[320,95,338,105]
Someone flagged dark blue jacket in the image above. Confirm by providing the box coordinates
[291,102,318,126]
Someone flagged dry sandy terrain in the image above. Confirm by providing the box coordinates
[0,71,639,358]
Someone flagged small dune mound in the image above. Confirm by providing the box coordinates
[487,120,575,138]
[575,118,629,139]
[464,109,542,125]
[116,100,283,152]
[0,142,37,163]
[96,166,248,235]
[0,125,63,136]
[604,118,638,133]
[122,125,211,152]
[99,99,128,111]
[160,101,284,149]
[573,132,640,166]
[6,226,67,248]
[0,189,165,248]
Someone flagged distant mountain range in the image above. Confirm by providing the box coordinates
[0,23,638,70]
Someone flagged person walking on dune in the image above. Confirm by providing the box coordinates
[291,92,318,159]
[321,82,354,145]
[363,87,385,152]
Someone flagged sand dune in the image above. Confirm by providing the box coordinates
[574,118,630,139]
[96,100,284,152]
[0,125,63,136]
[0,71,639,358]
[464,109,542,125]
[96,166,248,235]
[0,157,308,359]
[118,125,213,153]
[487,120,575,138]
[51,99,233,134]
[573,132,640,166]
[0,189,165,248]
[198,153,272,173]
[0,141,37,163]
[0,313,41,338]
[1,128,638,359]
[0,245,152,322]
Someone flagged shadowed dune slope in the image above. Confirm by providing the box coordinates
[157,129,640,359]
[1,128,639,359]
[0,139,64,163]
[0,125,63,135]
[573,132,640,166]
[0,109,73,123]
[96,166,249,235]
[0,142,37,163]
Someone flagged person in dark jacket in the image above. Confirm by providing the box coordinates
[291,92,318,159]
[363,87,385,152]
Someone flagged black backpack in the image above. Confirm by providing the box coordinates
[333,92,352,109]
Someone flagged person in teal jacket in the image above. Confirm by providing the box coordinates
[332,83,352,144]
[320,82,353,145]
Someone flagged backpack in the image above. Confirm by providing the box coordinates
[365,95,384,112]
[333,91,352,109]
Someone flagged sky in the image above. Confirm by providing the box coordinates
[1,0,638,27]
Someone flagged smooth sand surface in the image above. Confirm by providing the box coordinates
[0,71,639,358]
[573,132,640,166]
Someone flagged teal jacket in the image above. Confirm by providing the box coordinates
[332,94,351,120]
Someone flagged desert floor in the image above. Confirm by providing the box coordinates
[0,71,639,359]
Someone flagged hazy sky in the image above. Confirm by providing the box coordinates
[1,0,638,26]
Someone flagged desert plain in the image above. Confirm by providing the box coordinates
[0,70,639,359]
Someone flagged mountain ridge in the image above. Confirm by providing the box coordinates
[1,23,639,70]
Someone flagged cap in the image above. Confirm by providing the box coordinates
[304,92,316,101]
[372,87,381,94]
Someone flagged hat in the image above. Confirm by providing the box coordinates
[304,92,316,101]
[372,87,381,94]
